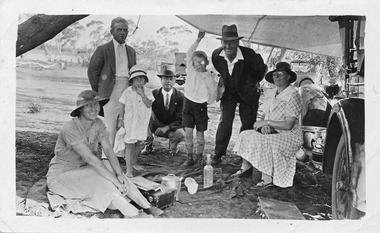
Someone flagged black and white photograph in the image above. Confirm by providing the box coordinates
[1,0,379,232]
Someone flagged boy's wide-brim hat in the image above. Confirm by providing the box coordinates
[216,24,244,41]
[70,90,109,117]
[129,64,149,83]
[157,64,179,78]
[265,62,297,84]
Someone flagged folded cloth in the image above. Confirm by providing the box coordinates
[25,176,50,210]
[113,127,126,154]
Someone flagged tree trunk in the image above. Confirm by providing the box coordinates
[16,14,88,57]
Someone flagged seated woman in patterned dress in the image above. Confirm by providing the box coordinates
[233,62,303,188]
[46,90,163,218]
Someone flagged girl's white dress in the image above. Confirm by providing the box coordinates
[119,86,153,143]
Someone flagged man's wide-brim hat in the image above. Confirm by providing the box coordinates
[157,64,179,78]
[216,24,244,41]
[70,90,109,117]
[129,64,149,83]
[265,62,297,84]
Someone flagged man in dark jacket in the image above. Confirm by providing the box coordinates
[87,17,136,158]
[142,64,185,156]
[211,24,267,165]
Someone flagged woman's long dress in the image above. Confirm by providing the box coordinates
[46,118,129,213]
[233,86,303,187]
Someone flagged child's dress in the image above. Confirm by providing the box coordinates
[119,87,153,143]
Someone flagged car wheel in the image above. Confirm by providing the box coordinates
[331,135,353,219]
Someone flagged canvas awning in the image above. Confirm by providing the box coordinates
[177,15,343,58]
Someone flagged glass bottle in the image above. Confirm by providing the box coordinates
[203,154,213,188]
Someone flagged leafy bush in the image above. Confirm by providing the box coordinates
[27,103,42,113]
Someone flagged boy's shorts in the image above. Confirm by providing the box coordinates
[182,97,209,132]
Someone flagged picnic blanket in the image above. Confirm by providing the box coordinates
[22,155,248,219]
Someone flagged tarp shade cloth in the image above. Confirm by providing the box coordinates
[177,15,343,58]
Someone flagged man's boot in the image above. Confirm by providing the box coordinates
[211,155,222,165]
[182,153,195,167]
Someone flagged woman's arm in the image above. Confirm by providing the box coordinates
[254,116,297,132]
[101,137,124,175]
[72,143,124,190]
[101,137,130,188]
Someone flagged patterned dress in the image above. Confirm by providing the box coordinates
[233,86,303,187]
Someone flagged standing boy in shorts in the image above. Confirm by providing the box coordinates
[182,31,218,167]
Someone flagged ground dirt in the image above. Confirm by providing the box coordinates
[15,60,333,220]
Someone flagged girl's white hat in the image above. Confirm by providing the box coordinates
[129,65,149,83]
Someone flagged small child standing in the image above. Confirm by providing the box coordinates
[118,65,153,177]
[182,31,218,167]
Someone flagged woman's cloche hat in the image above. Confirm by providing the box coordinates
[129,64,149,83]
[216,24,244,41]
[157,64,179,78]
[265,62,297,84]
[70,90,109,117]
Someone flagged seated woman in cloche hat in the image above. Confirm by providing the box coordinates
[45,90,163,218]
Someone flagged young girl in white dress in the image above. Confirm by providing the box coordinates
[118,65,153,177]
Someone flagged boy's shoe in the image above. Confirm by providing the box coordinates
[169,148,180,156]
[141,144,153,155]
[182,153,195,167]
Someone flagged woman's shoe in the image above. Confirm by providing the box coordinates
[133,165,145,172]
[128,210,153,218]
[230,169,243,179]
[230,167,253,179]
[143,206,164,217]
[252,180,273,189]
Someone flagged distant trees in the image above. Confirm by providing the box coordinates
[131,25,192,70]
[16,14,88,57]
[258,44,345,86]
[17,14,194,70]
[285,50,345,85]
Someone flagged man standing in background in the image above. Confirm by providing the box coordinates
[211,24,267,165]
[88,17,136,159]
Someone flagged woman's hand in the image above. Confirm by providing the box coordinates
[253,120,268,130]
[116,173,129,195]
[260,125,273,134]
